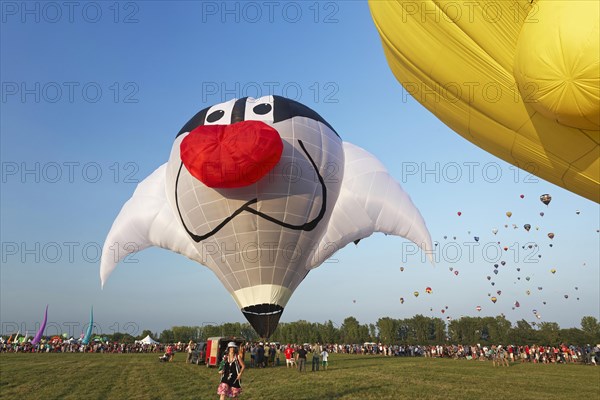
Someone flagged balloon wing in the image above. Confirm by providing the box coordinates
[309,142,433,267]
[100,164,202,286]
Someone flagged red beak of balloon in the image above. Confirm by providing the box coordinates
[180,120,283,188]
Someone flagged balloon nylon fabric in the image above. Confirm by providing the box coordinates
[369,0,599,202]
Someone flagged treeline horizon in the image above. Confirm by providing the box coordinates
[101,315,600,346]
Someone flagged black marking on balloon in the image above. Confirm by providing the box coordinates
[177,107,208,137]
[272,95,339,137]
[231,97,248,124]
[253,103,272,115]
[175,139,327,242]
[176,96,340,138]
[206,109,225,123]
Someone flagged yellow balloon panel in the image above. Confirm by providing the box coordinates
[370,0,600,202]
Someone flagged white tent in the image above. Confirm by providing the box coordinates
[136,335,159,345]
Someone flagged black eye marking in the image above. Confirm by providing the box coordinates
[206,110,225,123]
[253,103,272,115]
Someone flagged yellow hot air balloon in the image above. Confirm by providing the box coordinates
[506,211,512,218]
[551,268,557,274]
[490,297,497,304]
[370,1,600,202]
[414,291,420,297]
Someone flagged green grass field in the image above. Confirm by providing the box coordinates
[1,353,598,399]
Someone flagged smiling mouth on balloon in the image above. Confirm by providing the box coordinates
[175,139,327,243]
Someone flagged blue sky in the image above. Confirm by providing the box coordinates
[1,1,598,337]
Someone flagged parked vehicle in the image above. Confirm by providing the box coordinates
[190,341,207,365]
[205,337,245,367]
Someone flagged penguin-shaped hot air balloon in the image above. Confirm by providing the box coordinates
[99,96,433,338]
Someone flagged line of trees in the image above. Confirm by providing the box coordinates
[106,315,600,346]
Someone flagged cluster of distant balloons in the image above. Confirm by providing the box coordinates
[399,192,590,320]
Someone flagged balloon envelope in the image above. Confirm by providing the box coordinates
[99,96,434,338]
[370,1,600,203]
[540,194,552,206]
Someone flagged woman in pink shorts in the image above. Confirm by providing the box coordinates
[217,342,245,399]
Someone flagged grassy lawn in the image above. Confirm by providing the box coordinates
[1,352,598,399]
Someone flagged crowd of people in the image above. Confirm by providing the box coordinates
[0,340,177,354]
[2,339,599,366]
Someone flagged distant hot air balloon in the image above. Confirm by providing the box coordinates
[526,290,531,295]
[474,236,479,242]
[540,194,552,206]
[99,96,434,338]
[449,267,453,272]
[441,309,445,314]
[540,212,544,217]
[551,268,557,274]
[520,194,524,199]
[514,301,520,308]
[399,297,404,304]
[454,270,459,276]
[457,212,462,216]
[414,291,419,297]
[538,287,543,290]
[533,309,537,314]
[425,287,432,294]
[548,233,555,239]
[500,261,506,266]
[476,306,482,312]
[576,210,581,215]
[506,212,512,218]
[526,276,530,281]
[492,228,498,235]
[486,276,491,281]
[491,297,497,304]
[564,294,569,299]
[524,224,531,232]
[497,290,502,295]
[503,247,508,251]
[494,270,498,275]
[400,267,405,272]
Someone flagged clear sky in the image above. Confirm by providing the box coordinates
[1,1,598,338]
